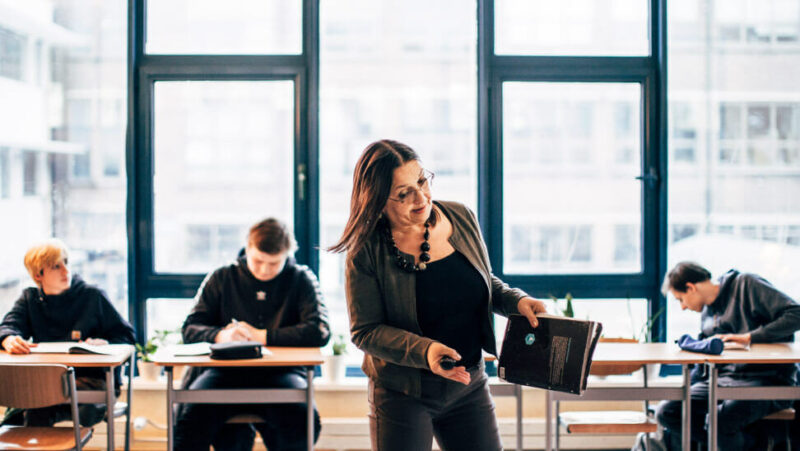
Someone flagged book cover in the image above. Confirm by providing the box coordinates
[498,314,602,395]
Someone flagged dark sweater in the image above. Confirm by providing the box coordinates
[182,255,330,377]
[0,274,135,380]
[700,269,800,383]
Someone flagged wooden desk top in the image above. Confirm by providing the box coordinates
[591,342,709,365]
[706,342,800,364]
[151,346,324,367]
[0,344,134,367]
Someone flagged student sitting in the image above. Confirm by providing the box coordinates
[174,218,330,451]
[655,261,800,450]
[0,238,135,427]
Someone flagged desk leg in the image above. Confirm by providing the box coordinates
[708,363,717,451]
[682,364,691,451]
[306,368,314,451]
[125,353,134,451]
[515,384,522,451]
[167,367,174,451]
[545,390,552,451]
[106,367,116,450]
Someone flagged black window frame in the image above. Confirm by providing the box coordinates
[127,0,667,343]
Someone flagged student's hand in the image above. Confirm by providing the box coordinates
[233,321,267,345]
[715,332,751,346]
[215,323,253,343]
[517,297,548,328]
[1,335,35,354]
[83,338,109,346]
[426,342,470,385]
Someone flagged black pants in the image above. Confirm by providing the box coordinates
[369,362,502,451]
[655,376,791,451]
[174,368,321,451]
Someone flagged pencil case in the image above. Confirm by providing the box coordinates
[209,341,263,360]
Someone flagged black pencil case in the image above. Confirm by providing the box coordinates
[209,341,263,360]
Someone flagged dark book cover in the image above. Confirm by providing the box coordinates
[498,314,602,395]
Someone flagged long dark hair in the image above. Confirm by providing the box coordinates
[328,139,435,255]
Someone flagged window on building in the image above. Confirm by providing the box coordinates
[0,26,26,81]
[0,148,9,198]
[22,152,38,196]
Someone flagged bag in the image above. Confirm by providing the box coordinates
[209,341,263,360]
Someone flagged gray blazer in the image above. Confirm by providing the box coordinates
[345,200,528,397]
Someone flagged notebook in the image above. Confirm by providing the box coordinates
[498,314,603,395]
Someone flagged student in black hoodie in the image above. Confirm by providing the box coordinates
[654,261,800,451]
[174,218,330,451]
[0,238,135,427]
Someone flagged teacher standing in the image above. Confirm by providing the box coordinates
[329,139,546,451]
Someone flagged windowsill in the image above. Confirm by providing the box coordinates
[127,373,685,392]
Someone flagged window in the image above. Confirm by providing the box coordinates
[0,148,8,198]
[494,0,650,56]
[0,1,127,318]
[667,0,800,342]
[146,0,302,54]
[318,0,478,337]
[153,81,295,274]
[502,82,643,274]
[22,152,38,196]
[0,26,26,81]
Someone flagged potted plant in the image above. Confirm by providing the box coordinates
[135,328,181,381]
[324,334,348,383]
[549,293,575,318]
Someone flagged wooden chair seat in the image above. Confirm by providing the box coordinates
[559,411,658,434]
[762,408,795,421]
[225,414,265,424]
[0,425,92,451]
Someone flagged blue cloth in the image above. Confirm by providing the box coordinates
[677,333,724,355]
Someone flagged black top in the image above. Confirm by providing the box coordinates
[182,254,330,382]
[415,251,487,368]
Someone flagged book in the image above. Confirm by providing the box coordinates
[723,341,750,351]
[167,342,212,356]
[28,341,115,355]
[498,314,603,395]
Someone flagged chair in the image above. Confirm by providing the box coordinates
[0,364,93,450]
[555,337,657,450]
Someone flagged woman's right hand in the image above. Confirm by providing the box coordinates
[427,342,470,385]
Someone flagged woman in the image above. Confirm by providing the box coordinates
[329,139,546,451]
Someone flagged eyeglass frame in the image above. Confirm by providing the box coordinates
[386,169,435,204]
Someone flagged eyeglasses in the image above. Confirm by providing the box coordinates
[387,169,435,204]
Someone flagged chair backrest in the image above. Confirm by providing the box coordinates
[590,337,644,376]
[0,364,73,409]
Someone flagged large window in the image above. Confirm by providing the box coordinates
[502,82,643,275]
[152,81,295,274]
[318,0,478,345]
[0,1,128,318]
[667,0,800,340]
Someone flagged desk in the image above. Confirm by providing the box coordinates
[705,343,800,450]
[545,342,707,451]
[153,346,324,451]
[0,344,135,451]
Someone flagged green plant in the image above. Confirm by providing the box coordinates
[626,298,665,343]
[136,328,181,362]
[331,334,348,356]
[549,293,575,318]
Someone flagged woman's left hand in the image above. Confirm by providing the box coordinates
[517,297,547,328]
